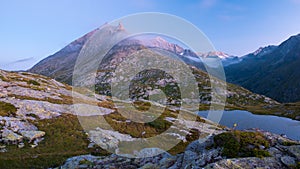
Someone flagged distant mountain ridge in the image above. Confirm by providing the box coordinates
[225,34,300,103]
[29,23,300,103]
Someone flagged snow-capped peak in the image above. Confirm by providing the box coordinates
[198,51,234,60]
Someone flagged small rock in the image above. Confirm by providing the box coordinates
[88,143,95,148]
[33,137,44,145]
[30,144,38,148]
[18,142,25,148]
[0,148,7,153]
[280,156,296,167]
[259,145,265,149]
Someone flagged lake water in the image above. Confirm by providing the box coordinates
[198,110,300,141]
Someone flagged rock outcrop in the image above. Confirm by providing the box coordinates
[60,130,300,169]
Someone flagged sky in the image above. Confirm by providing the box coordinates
[1,0,300,70]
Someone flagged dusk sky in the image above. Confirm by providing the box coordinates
[1,0,300,70]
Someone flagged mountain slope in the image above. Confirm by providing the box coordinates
[28,24,300,120]
[27,26,276,107]
[29,24,207,84]
[0,69,226,168]
[28,28,101,84]
[225,34,300,103]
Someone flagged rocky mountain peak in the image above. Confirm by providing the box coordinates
[198,51,234,60]
[116,22,125,31]
[252,45,277,57]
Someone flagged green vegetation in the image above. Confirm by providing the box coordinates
[0,74,8,81]
[79,159,94,166]
[0,101,17,117]
[133,100,151,111]
[25,113,40,119]
[8,94,73,105]
[103,111,172,138]
[168,128,202,155]
[281,141,300,146]
[0,114,109,169]
[213,131,270,158]
[27,79,41,86]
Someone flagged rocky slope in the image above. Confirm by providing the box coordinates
[28,24,296,119]
[0,69,222,168]
[0,71,299,168]
[225,34,300,103]
[60,129,300,169]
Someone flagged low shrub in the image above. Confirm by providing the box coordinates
[213,131,270,158]
[27,79,41,86]
[0,101,17,117]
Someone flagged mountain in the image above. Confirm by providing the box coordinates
[29,24,202,84]
[4,23,300,168]
[198,51,240,66]
[1,69,300,168]
[225,34,300,103]
[28,24,300,119]
[29,29,98,84]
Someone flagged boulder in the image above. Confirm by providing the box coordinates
[1,128,23,143]
[19,130,45,142]
[280,156,296,167]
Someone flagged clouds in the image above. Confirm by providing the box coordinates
[9,57,35,64]
[0,57,36,71]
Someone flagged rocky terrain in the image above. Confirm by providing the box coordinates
[60,129,300,169]
[3,23,300,169]
[1,68,300,168]
[0,69,223,168]
[28,24,300,121]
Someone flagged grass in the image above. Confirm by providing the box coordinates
[0,114,109,169]
[0,74,8,81]
[0,101,17,117]
[0,100,206,168]
[26,113,40,119]
[281,141,300,146]
[168,128,201,155]
[8,94,73,105]
[213,131,270,158]
[27,79,41,86]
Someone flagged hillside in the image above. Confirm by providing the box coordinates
[225,34,300,103]
[27,24,300,119]
[1,70,300,168]
[0,69,222,168]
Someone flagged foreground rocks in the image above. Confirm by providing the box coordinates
[59,130,300,169]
